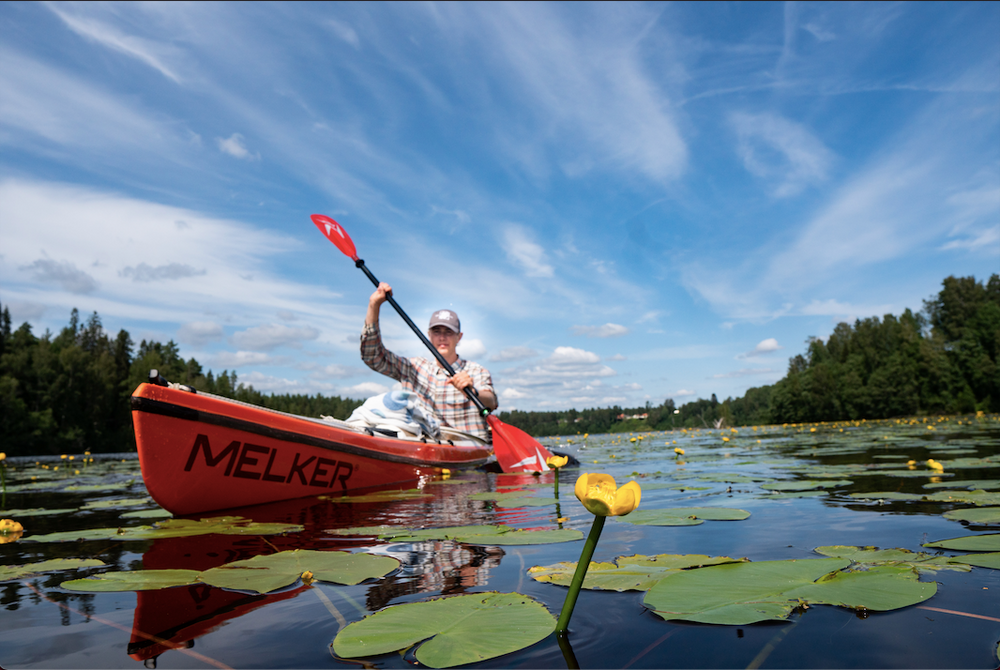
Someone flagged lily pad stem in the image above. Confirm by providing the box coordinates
[553,468,560,499]
[555,514,605,635]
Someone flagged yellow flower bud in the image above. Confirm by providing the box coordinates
[574,473,641,517]
[546,455,569,469]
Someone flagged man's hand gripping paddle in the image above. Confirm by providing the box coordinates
[311,214,555,473]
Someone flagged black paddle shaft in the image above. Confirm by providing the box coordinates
[355,259,490,417]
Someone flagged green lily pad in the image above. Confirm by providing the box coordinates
[814,545,970,573]
[619,507,750,526]
[924,480,1000,491]
[644,558,935,625]
[61,569,201,592]
[461,529,581,545]
[947,552,1000,569]
[64,482,134,492]
[923,534,1000,552]
[22,516,302,543]
[0,558,105,583]
[199,549,399,594]
[529,553,748,591]
[320,490,431,503]
[943,507,1000,525]
[0,508,77,517]
[332,592,555,668]
[494,497,556,508]
[79,497,153,510]
[119,508,172,519]
[761,480,852,491]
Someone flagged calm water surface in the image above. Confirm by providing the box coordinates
[1,418,998,669]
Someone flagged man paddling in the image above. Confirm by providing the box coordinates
[361,282,498,441]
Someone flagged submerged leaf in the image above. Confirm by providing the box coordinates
[199,549,399,594]
[644,558,935,625]
[61,569,201,592]
[332,592,555,668]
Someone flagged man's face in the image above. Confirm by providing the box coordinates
[429,325,462,360]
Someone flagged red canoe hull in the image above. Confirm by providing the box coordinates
[131,384,492,516]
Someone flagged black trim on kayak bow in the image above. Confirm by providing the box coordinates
[130,395,490,469]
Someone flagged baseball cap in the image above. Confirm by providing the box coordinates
[429,309,461,333]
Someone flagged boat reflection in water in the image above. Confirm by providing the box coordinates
[126,472,525,666]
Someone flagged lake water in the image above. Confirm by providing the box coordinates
[1,417,998,669]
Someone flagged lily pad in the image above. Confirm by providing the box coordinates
[814,545,970,573]
[120,508,172,519]
[644,558,935,625]
[0,508,77,518]
[199,549,399,594]
[942,507,1000,525]
[332,592,555,668]
[923,534,1000,552]
[0,558,105,583]
[79,497,153,510]
[529,553,748,591]
[61,569,201,592]
[947,553,1000,570]
[619,507,750,526]
[22,516,302,543]
[761,480,852,491]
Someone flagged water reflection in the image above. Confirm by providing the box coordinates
[121,473,522,666]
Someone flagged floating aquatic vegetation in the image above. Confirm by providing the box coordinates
[643,557,935,625]
[0,558,105,583]
[79,497,153,510]
[813,545,970,573]
[0,507,77,518]
[943,507,1000,524]
[200,549,399,593]
[332,592,555,668]
[62,569,201,592]
[617,507,750,526]
[328,523,581,545]
[61,550,400,594]
[529,553,748,591]
[761,480,853,492]
[21,515,302,543]
[923,533,1000,552]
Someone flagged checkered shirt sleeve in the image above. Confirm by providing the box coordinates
[360,323,496,440]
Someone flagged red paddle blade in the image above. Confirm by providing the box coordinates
[311,214,358,261]
[487,415,556,473]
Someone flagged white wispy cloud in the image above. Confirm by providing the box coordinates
[500,224,554,278]
[217,133,260,161]
[570,323,630,338]
[46,4,183,83]
[731,111,834,197]
[491,346,539,363]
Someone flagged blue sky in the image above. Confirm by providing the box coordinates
[1,2,998,412]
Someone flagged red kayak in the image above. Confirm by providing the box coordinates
[131,380,493,516]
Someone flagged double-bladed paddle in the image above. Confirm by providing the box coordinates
[311,214,555,473]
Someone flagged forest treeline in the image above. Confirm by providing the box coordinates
[497,274,999,436]
[0,308,362,455]
[1,274,997,452]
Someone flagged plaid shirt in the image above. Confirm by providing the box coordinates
[360,323,496,441]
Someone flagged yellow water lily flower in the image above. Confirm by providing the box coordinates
[546,455,569,469]
[574,473,641,517]
[0,452,6,461]
[0,519,23,534]
[673,447,685,456]
[926,459,944,472]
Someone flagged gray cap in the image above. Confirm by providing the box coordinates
[429,309,461,333]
